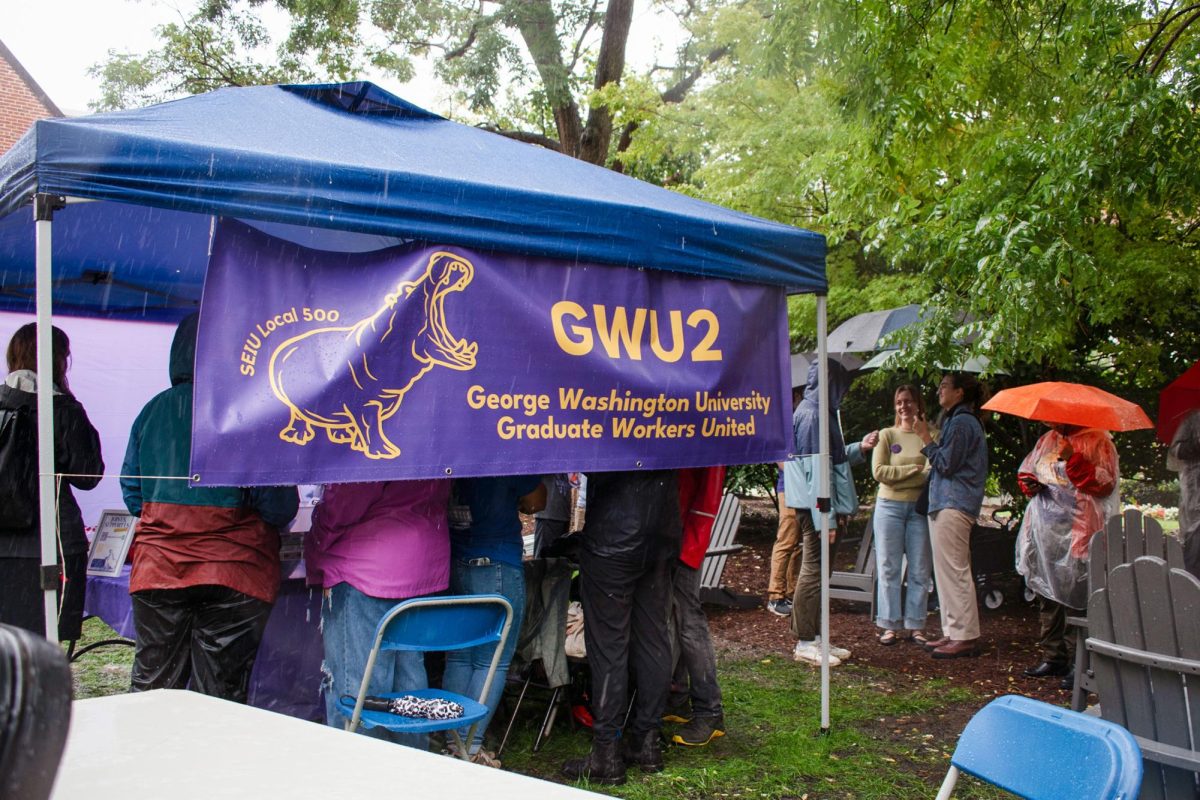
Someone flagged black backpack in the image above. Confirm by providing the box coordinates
[0,406,39,530]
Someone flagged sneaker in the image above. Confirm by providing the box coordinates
[767,599,793,617]
[672,713,726,747]
[793,641,842,667]
[815,637,851,660]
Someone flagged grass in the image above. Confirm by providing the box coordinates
[66,618,1006,798]
[500,655,1009,799]
[67,616,134,700]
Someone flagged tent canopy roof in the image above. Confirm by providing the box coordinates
[0,82,825,320]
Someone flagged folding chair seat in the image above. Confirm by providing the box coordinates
[334,594,513,758]
[936,694,1142,800]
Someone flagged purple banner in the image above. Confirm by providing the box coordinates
[192,219,791,485]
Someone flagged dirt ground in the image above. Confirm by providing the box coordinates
[705,497,1073,708]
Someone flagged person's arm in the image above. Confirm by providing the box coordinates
[57,401,104,491]
[1063,436,1117,497]
[918,416,969,476]
[872,430,922,485]
[248,485,300,528]
[120,408,146,517]
[845,431,878,468]
[519,481,548,515]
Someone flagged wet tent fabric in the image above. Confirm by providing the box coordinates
[0,81,826,323]
[0,82,838,725]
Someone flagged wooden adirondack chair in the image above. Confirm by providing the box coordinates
[1070,509,1185,711]
[1087,554,1200,800]
[828,512,877,619]
[699,493,753,607]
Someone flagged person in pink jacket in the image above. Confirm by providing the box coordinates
[305,479,450,748]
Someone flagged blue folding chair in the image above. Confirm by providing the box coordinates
[936,694,1142,800]
[335,594,513,759]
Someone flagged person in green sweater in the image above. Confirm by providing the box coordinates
[871,385,934,646]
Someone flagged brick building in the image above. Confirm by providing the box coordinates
[0,37,62,153]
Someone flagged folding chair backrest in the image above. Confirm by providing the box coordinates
[376,595,511,653]
[1090,510,1181,595]
[945,695,1142,800]
[700,493,742,590]
[1088,556,1200,799]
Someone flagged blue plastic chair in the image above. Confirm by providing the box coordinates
[936,694,1142,800]
[335,594,513,759]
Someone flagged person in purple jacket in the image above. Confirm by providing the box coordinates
[305,479,450,748]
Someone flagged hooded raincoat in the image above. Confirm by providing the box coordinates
[121,314,299,604]
[784,360,864,520]
[1015,427,1119,609]
[1168,409,1200,578]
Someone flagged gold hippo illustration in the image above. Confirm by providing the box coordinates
[268,251,477,459]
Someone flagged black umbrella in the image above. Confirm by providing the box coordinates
[826,305,922,353]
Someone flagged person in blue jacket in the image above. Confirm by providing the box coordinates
[784,359,877,666]
[913,372,988,659]
[443,475,544,766]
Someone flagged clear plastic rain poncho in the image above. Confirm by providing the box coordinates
[1015,427,1120,609]
[1167,409,1200,577]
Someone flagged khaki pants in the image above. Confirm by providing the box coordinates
[768,492,802,601]
[929,508,980,641]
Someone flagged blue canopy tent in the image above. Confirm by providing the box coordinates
[0,81,840,728]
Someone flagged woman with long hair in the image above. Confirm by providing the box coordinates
[0,323,103,639]
[914,372,988,659]
[871,385,934,646]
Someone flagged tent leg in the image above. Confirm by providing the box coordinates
[34,194,63,642]
[816,294,831,732]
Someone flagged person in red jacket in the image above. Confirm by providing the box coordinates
[664,466,727,746]
[1014,423,1119,680]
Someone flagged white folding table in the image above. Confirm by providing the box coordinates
[51,689,603,799]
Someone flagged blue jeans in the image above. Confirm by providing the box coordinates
[320,582,429,750]
[873,497,933,631]
[441,559,525,754]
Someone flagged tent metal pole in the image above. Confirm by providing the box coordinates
[34,194,65,642]
[816,294,831,732]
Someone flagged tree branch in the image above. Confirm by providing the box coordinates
[476,123,562,150]
[568,0,604,74]
[1148,7,1200,74]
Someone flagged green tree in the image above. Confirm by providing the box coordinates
[90,0,727,166]
[623,0,1200,488]
[740,1,1196,381]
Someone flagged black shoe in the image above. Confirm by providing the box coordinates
[563,739,627,785]
[1023,660,1070,678]
[672,713,726,747]
[1060,673,1075,691]
[621,730,665,773]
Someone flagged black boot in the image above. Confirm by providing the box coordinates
[672,713,726,747]
[621,730,665,773]
[562,739,627,785]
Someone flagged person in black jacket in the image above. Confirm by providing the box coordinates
[0,323,103,640]
[562,469,681,786]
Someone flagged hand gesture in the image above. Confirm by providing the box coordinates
[861,430,880,450]
[913,418,932,443]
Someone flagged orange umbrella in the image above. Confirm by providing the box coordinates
[981,382,1153,431]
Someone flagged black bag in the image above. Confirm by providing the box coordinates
[915,481,931,517]
[0,407,39,529]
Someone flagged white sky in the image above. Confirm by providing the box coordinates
[2,0,682,117]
